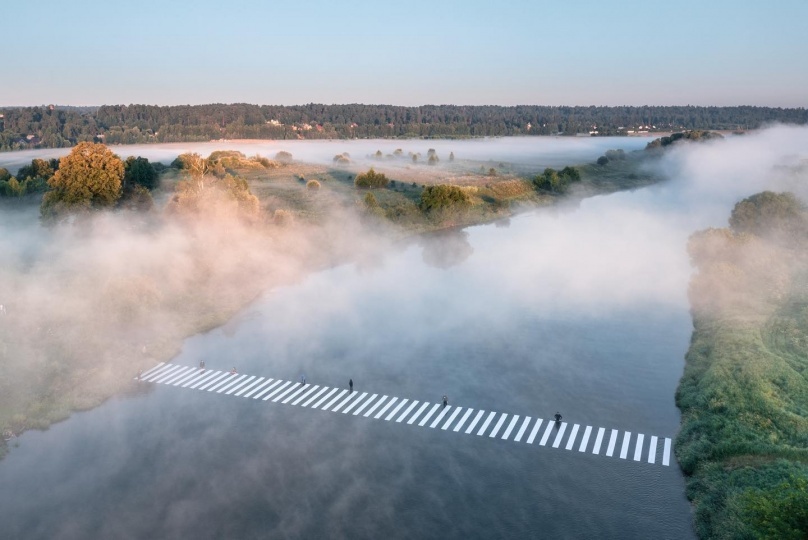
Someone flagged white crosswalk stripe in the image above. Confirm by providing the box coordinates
[227,376,256,395]
[551,422,568,448]
[396,400,419,423]
[488,413,508,438]
[329,392,357,412]
[137,362,166,380]
[619,431,632,459]
[342,393,368,414]
[465,410,485,434]
[300,386,328,407]
[374,397,398,419]
[513,416,531,442]
[363,395,387,417]
[634,434,645,461]
[217,375,249,394]
[592,427,605,455]
[321,389,348,410]
[565,424,579,450]
[281,384,309,404]
[476,411,496,436]
[352,394,377,416]
[441,406,463,430]
[648,435,658,464]
[663,438,672,466]
[172,369,205,387]
[526,418,543,444]
[263,381,292,401]
[419,404,441,427]
[384,399,408,421]
[253,380,282,400]
[453,408,474,432]
[198,372,230,391]
[311,388,339,409]
[408,402,431,424]
[244,379,275,398]
[187,371,222,389]
[290,384,318,404]
[272,382,301,402]
[139,363,675,468]
[429,405,451,429]
[578,425,592,452]
[539,422,555,446]
[152,365,185,383]
[606,429,618,457]
[235,377,264,397]
[178,370,212,388]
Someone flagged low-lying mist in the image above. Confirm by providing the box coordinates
[1,136,652,174]
[473,125,808,314]
[0,183,384,437]
[1,127,806,539]
[2,127,806,438]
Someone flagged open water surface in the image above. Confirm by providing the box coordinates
[0,137,711,539]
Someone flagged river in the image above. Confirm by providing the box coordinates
[3,131,804,539]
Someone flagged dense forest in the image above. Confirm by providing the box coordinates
[2,104,807,151]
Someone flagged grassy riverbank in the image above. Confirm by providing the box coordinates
[0,146,660,459]
[676,192,808,539]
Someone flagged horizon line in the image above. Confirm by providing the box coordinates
[2,102,806,110]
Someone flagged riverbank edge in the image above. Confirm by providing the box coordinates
[675,214,808,538]
[0,154,664,461]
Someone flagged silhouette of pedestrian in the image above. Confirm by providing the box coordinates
[442,395,448,408]
[554,412,562,423]
[301,374,306,385]
[349,378,353,392]
[199,360,206,370]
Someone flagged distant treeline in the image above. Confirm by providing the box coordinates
[2,103,807,151]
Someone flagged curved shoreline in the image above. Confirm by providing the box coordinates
[0,149,662,460]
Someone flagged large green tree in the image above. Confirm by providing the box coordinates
[40,142,124,219]
[533,166,580,193]
[419,184,471,214]
[17,158,56,182]
[354,168,389,189]
[729,191,807,242]
[124,156,158,190]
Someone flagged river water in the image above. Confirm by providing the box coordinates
[4,132,802,539]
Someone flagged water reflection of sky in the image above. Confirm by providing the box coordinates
[2,128,807,539]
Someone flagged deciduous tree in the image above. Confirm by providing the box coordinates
[354,168,389,189]
[40,142,124,220]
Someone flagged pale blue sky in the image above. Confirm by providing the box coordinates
[4,0,807,107]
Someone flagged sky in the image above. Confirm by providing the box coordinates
[3,0,807,107]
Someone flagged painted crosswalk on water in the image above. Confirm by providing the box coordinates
[136,362,674,467]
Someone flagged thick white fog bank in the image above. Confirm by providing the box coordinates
[472,125,808,314]
[278,126,808,324]
[1,127,806,333]
[662,124,808,206]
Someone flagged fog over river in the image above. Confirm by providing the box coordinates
[1,128,806,539]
